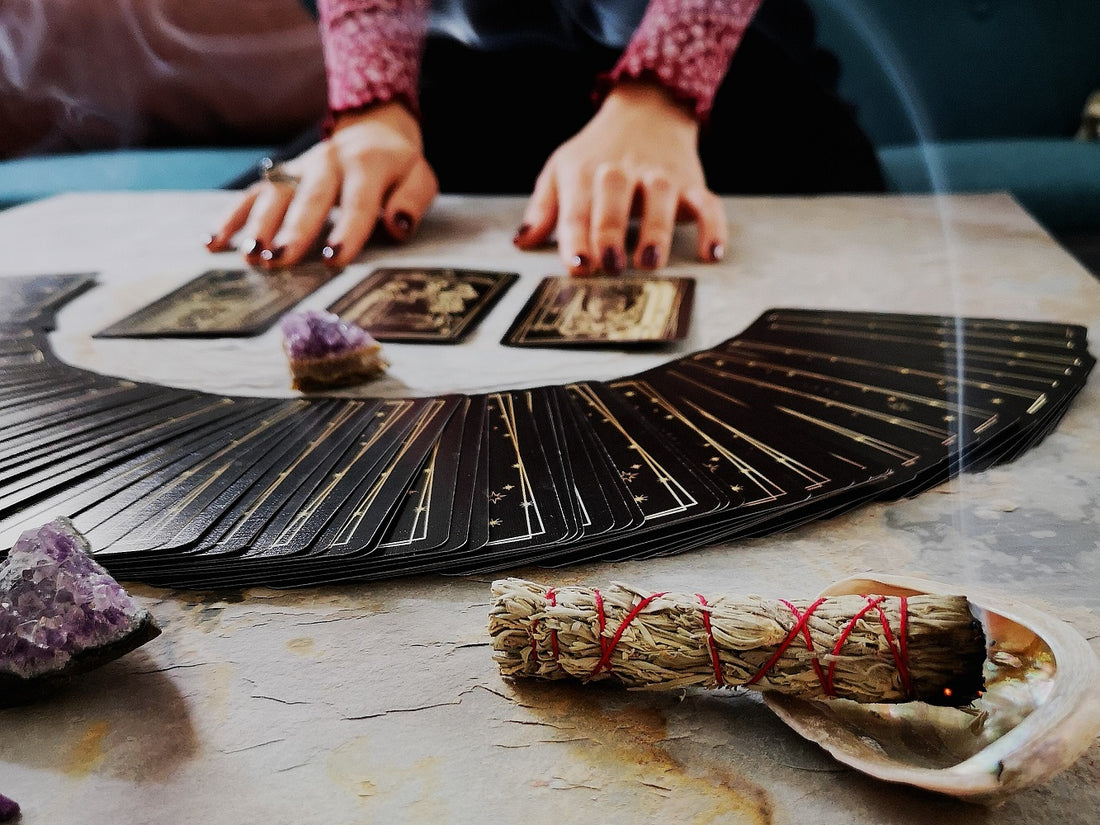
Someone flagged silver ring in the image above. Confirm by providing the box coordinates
[260,157,300,187]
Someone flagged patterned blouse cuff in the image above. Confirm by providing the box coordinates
[600,0,760,121]
[319,0,428,127]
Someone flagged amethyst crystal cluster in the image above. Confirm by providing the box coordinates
[281,309,374,360]
[1,517,159,704]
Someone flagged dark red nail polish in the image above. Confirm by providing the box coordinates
[640,244,659,269]
[244,238,264,258]
[512,223,531,245]
[571,253,591,276]
[709,242,725,262]
[393,211,413,236]
[260,245,285,263]
[321,243,342,264]
[602,247,625,275]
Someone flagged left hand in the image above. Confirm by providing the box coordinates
[513,80,728,275]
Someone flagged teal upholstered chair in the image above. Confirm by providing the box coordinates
[0,148,275,211]
[807,0,1100,233]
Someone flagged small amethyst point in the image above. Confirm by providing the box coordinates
[280,309,386,390]
[280,309,375,360]
[1,517,159,706]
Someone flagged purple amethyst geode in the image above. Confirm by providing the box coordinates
[281,309,374,360]
[1,517,159,705]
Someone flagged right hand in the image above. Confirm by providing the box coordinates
[207,102,439,269]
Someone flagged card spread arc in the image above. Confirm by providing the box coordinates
[0,274,1093,588]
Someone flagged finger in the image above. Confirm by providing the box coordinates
[590,163,634,275]
[514,164,558,249]
[265,163,341,267]
[554,170,595,276]
[240,182,296,263]
[207,185,260,251]
[633,173,678,269]
[682,188,729,263]
[380,158,438,242]
[323,165,388,268]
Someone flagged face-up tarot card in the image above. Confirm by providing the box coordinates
[94,265,339,338]
[327,267,518,342]
[503,276,694,347]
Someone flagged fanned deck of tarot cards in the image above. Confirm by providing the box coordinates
[0,275,1093,589]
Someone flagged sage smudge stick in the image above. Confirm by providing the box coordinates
[490,579,986,705]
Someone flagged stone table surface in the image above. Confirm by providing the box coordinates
[0,191,1098,824]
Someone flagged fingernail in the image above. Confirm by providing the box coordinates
[243,238,264,259]
[204,233,222,252]
[601,247,625,275]
[393,211,413,237]
[640,243,659,269]
[260,245,285,264]
[512,223,531,245]
[708,242,725,262]
[570,253,591,276]
[321,243,342,265]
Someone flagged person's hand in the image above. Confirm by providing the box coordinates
[513,80,728,276]
[206,102,438,268]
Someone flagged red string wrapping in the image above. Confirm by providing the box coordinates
[779,598,829,693]
[696,594,726,687]
[869,595,912,697]
[822,595,912,698]
[547,588,561,665]
[593,588,608,662]
[530,587,563,670]
[825,596,885,694]
[745,596,828,688]
[588,591,668,678]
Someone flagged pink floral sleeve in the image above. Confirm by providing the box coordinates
[317,0,430,116]
[607,0,763,120]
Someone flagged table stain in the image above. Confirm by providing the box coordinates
[286,637,316,655]
[327,737,446,817]
[63,720,110,776]
[511,681,774,824]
